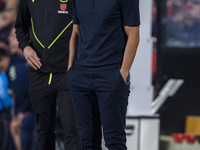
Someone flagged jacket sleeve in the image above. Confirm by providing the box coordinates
[15,0,31,51]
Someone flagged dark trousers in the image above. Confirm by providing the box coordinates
[29,72,81,150]
[68,64,130,150]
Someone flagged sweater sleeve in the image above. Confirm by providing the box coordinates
[120,0,140,26]
[72,0,79,24]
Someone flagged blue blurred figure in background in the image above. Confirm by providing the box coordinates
[0,33,37,150]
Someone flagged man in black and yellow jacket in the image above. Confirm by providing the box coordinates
[15,0,81,150]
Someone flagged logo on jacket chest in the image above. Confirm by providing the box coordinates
[60,4,67,10]
[58,4,68,14]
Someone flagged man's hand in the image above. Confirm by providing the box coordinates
[120,26,139,83]
[67,64,72,71]
[68,24,79,71]
[23,46,42,70]
[120,68,129,83]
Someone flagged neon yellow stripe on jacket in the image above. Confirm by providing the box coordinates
[31,18,45,48]
[48,73,52,85]
[60,0,68,3]
[31,19,72,50]
[48,20,73,49]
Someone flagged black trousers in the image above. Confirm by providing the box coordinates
[68,64,130,150]
[29,72,81,150]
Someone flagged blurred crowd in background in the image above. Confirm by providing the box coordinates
[0,0,19,40]
[166,0,200,47]
[0,0,37,150]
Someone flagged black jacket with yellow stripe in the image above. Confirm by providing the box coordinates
[15,0,73,73]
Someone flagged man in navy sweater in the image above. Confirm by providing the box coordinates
[68,0,140,149]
